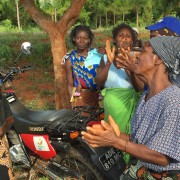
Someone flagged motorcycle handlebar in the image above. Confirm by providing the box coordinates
[0,65,36,84]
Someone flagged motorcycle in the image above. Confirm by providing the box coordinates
[0,42,126,180]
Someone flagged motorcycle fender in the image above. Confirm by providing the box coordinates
[77,137,126,180]
[76,137,97,155]
[21,134,56,159]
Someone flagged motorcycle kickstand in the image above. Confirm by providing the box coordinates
[28,156,38,180]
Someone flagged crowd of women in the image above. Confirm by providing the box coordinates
[0,15,180,179]
[65,16,180,179]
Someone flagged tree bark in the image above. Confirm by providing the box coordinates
[96,16,98,29]
[136,9,139,27]
[99,14,102,27]
[20,0,86,109]
[16,1,21,30]
[105,11,108,27]
[113,12,116,26]
[122,13,125,22]
[54,8,57,23]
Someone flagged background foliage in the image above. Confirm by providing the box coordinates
[0,0,179,110]
[0,0,179,31]
[0,0,179,75]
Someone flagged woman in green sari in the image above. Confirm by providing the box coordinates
[95,23,144,163]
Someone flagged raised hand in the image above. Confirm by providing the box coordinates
[108,115,121,137]
[116,47,136,71]
[105,40,115,64]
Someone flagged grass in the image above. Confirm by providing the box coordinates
[1,28,149,111]
[25,99,39,110]
[39,89,54,97]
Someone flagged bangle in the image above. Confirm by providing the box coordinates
[124,140,128,153]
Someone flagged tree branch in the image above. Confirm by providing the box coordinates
[20,0,55,33]
[57,0,86,32]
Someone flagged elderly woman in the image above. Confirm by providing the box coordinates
[82,36,180,179]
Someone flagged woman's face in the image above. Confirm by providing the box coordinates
[150,30,161,39]
[114,28,133,49]
[73,31,90,50]
[134,43,157,75]
[113,28,133,69]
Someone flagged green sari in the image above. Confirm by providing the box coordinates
[102,87,140,164]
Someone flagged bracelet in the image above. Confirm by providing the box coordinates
[124,140,128,153]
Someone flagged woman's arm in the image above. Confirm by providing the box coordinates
[65,58,74,97]
[95,58,111,87]
[114,139,169,166]
[95,40,115,87]
[82,118,169,167]
[125,70,144,91]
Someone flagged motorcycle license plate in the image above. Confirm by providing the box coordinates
[99,147,122,171]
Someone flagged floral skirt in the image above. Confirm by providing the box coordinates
[0,135,14,180]
[120,160,180,180]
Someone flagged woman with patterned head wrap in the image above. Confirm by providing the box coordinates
[82,36,180,179]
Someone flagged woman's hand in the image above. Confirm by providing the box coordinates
[116,47,136,71]
[105,40,115,64]
[81,115,121,147]
[98,47,106,55]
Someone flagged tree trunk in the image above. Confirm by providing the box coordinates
[122,13,125,22]
[136,9,139,27]
[16,1,21,30]
[96,16,98,29]
[49,31,70,109]
[113,12,116,26]
[106,11,108,27]
[54,8,57,22]
[20,0,86,109]
[99,14,102,27]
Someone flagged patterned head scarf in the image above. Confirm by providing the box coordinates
[149,36,180,87]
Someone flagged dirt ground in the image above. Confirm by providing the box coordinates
[12,65,55,110]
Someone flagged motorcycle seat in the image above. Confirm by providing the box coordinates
[9,100,75,134]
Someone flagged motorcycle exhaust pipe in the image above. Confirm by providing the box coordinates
[36,160,81,179]
[36,162,63,180]
[45,168,62,180]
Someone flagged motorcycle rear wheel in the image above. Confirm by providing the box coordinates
[55,146,104,180]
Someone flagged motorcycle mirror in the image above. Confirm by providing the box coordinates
[21,42,33,55]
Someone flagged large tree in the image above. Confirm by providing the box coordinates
[19,0,86,109]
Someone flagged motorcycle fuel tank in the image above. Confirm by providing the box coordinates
[21,134,56,159]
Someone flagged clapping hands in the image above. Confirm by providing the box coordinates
[105,40,138,71]
[81,115,121,148]
[116,47,137,71]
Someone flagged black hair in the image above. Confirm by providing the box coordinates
[70,25,95,46]
[112,23,137,46]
